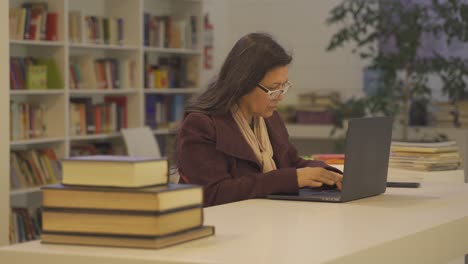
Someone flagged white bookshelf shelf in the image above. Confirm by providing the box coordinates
[10,89,65,96]
[69,133,121,141]
[69,89,138,96]
[10,187,41,196]
[69,43,139,51]
[9,40,65,47]
[144,88,201,94]
[144,46,202,55]
[10,137,65,147]
[10,186,43,208]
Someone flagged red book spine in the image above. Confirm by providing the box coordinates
[45,12,58,41]
[94,106,101,134]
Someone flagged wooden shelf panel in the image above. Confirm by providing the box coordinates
[69,43,139,51]
[69,133,121,141]
[69,89,138,96]
[10,40,65,47]
[10,89,65,96]
[10,187,43,208]
[144,46,202,55]
[10,137,65,147]
[10,187,41,196]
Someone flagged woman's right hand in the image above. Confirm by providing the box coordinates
[296,167,343,190]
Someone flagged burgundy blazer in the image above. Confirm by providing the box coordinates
[176,111,341,207]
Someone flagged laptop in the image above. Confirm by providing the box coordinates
[268,116,394,203]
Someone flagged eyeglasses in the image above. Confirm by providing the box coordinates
[257,81,292,100]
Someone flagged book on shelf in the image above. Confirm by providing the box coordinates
[70,57,137,89]
[10,101,46,140]
[145,55,199,89]
[10,57,62,90]
[9,3,58,41]
[26,65,47,89]
[35,58,63,89]
[143,14,198,49]
[42,206,203,236]
[69,97,128,135]
[70,142,116,156]
[145,94,185,129]
[104,96,128,128]
[70,97,93,135]
[10,149,61,189]
[81,15,124,45]
[10,208,42,244]
[41,225,214,249]
[42,183,203,212]
[68,10,82,43]
[61,155,168,187]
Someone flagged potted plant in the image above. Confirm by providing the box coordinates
[326,0,468,140]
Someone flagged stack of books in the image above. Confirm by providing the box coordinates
[429,100,468,127]
[389,141,461,171]
[40,155,214,249]
[295,91,340,125]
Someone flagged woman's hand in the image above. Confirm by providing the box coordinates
[296,167,343,190]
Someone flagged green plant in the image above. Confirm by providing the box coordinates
[326,0,468,140]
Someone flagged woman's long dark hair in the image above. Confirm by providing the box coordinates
[186,32,292,115]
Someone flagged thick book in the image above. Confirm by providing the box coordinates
[42,206,203,236]
[41,226,215,249]
[61,155,168,187]
[42,183,202,212]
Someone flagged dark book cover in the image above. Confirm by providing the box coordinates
[62,155,166,163]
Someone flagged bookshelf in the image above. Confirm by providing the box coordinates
[6,0,203,244]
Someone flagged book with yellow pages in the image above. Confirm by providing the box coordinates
[61,155,168,187]
[42,183,203,212]
[389,163,460,171]
[41,226,215,249]
[42,206,203,236]
[391,141,458,153]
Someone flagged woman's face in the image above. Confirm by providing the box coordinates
[238,66,289,119]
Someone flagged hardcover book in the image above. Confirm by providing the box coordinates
[26,65,47,89]
[42,183,202,212]
[41,226,215,249]
[42,206,202,236]
[61,155,168,187]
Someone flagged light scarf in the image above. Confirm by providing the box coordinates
[231,106,277,173]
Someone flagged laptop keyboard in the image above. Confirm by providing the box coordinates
[306,184,339,192]
[299,186,341,201]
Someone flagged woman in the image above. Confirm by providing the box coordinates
[176,33,342,207]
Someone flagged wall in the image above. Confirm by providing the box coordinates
[0,0,9,246]
[224,0,367,105]
[201,0,229,87]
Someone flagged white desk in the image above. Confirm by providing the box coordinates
[388,168,465,184]
[331,164,465,184]
[1,180,468,264]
